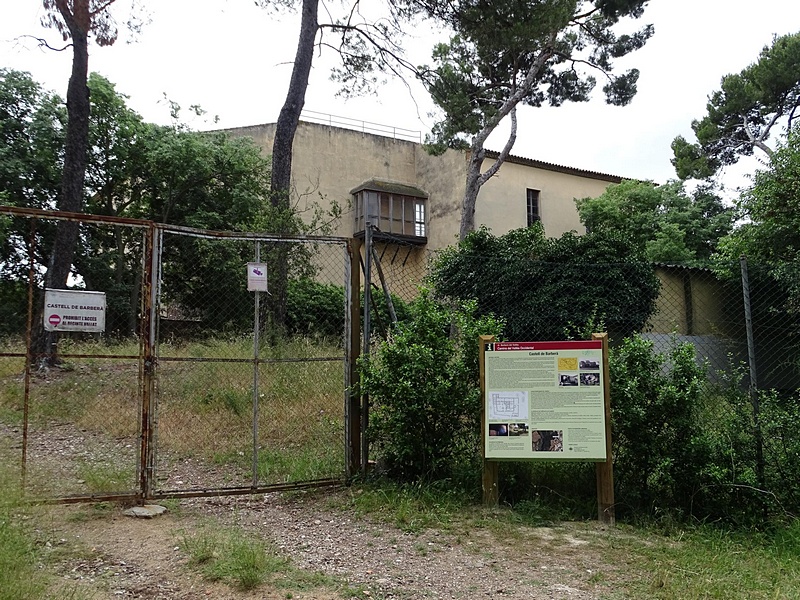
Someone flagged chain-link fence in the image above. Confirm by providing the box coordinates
[363,228,782,391]
[152,227,353,496]
[0,207,356,502]
[0,208,149,500]
[361,226,800,518]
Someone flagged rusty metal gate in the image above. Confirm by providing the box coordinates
[0,207,359,503]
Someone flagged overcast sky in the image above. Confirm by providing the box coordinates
[2,1,799,195]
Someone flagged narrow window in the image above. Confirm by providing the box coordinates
[414,200,426,237]
[526,188,541,226]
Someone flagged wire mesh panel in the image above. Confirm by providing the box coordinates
[0,210,147,500]
[644,264,746,380]
[0,337,26,486]
[153,229,350,495]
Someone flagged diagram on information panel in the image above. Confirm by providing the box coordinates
[488,391,529,420]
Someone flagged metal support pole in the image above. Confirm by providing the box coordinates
[139,225,160,501]
[22,219,36,490]
[345,238,362,478]
[371,244,397,325]
[740,255,765,495]
[361,223,373,473]
[740,255,758,392]
[252,242,262,487]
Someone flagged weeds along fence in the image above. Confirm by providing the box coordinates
[0,207,358,503]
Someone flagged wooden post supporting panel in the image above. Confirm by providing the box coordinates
[480,335,499,507]
[593,332,615,525]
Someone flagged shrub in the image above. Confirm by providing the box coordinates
[286,278,409,340]
[362,289,503,483]
[429,225,660,342]
[610,335,714,518]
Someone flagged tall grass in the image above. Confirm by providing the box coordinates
[0,454,47,600]
[616,522,800,599]
[0,447,94,600]
[0,335,346,496]
[181,525,336,592]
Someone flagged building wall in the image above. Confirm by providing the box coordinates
[227,122,436,239]
[476,159,615,239]
[224,121,620,250]
[650,267,734,337]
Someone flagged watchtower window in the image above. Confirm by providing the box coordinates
[351,181,428,244]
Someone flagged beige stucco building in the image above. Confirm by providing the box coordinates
[227,119,747,371]
[226,120,623,250]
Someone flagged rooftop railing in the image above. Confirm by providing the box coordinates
[300,110,422,143]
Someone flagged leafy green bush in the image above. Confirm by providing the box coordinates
[0,280,27,336]
[760,391,800,512]
[429,225,660,341]
[362,289,503,482]
[286,278,346,338]
[611,335,717,518]
[286,278,409,340]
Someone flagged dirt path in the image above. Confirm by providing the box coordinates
[2,419,630,598]
[40,491,628,600]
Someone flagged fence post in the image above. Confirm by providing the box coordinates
[361,224,373,474]
[138,225,159,501]
[480,335,499,507]
[592,332,615,525]
[346,238,362,478]
[740,255,765,497]
[22,219,37,490]
[252,241,261,488]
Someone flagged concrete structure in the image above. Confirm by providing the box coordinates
[226,120,623,250]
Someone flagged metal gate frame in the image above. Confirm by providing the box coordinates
[146,224,362,500]
[0,206,361,504]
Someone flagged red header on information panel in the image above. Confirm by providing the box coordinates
[488,341,602,351]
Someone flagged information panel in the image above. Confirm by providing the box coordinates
[43,288,106,333]
[484,340,606,461]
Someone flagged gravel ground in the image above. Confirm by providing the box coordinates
[3,421,627,599]
[41,490,620,600]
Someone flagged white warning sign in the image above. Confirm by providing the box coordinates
[43,289,106,333]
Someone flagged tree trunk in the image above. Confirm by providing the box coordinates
[456,38,554,241]
[459,147,485,240]
[266,0,319,337]
[34,16,91,365]
[271,0,319,203]
[458,107,518,241]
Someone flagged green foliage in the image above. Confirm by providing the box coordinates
[362,289,504,482]
[759,390,800,511]
[610,335,717,517]
[286,279,346,338]
[182,524,336,593]
[340,481,474,533]
[285,278,409,340]
[0,70,278,336]
[0,281,27,336]
[608,336,800,522]
[420,0,653,152]
[622,522,800,599]
[0,69,65,294]
[713,132,800,371]
[576,179,734,264]
[671,31,800,180]
[0,69,65,212]
[182,528,290,590]
[721,130,800,302]
[429,225,660,341]
[0,456,46,600]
